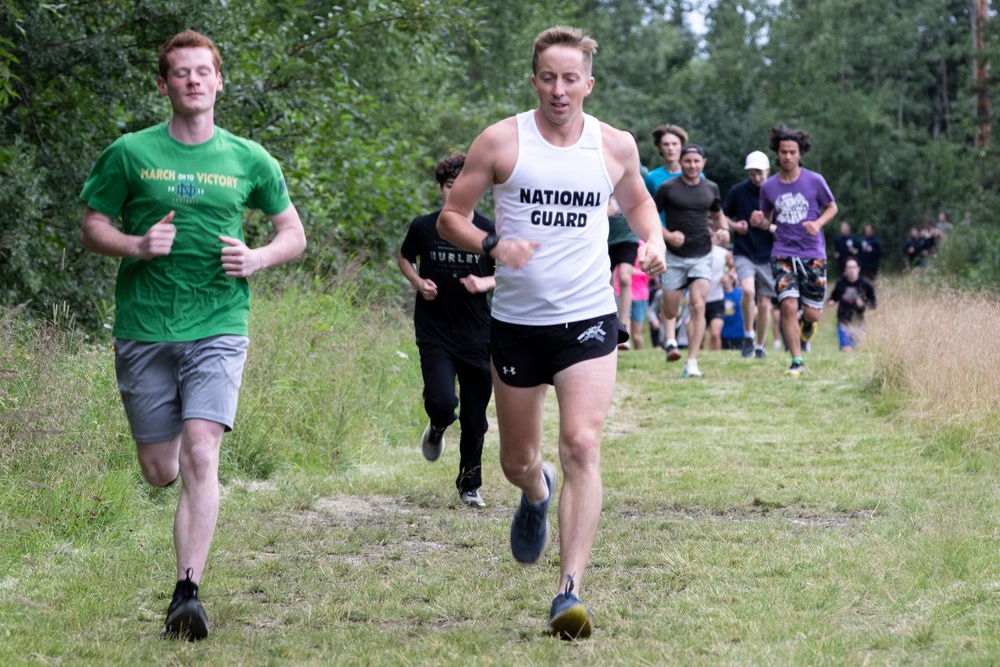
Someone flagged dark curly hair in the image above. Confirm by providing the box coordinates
[769,124,811,154]
[434,153,466,185]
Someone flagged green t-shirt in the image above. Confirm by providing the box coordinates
[607,210,640,246]
[80,124,291,342]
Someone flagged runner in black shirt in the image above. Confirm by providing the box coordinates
[397,153,495,507]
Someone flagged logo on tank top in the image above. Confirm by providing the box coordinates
[519,188,603,228]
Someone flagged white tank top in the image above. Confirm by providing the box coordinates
[491,111,616,325]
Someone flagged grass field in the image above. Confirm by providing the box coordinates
[2,281,1000,666]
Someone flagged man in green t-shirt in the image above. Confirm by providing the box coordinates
[79,29,306,641]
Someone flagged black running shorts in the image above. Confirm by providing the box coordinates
[490,313,625,387]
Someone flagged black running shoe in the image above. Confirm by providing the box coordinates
[665,342,681,362]
[162,568,209,641]
[510,462,556,564]
[741,336,754,357]
[800,319,817,343]
[421,422,446,461]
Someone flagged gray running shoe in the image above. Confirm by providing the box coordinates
[545,574,593,640]
[741,336,754,357]
[510,462,556,564]
[754,348,766,360]
[421,423,446,461]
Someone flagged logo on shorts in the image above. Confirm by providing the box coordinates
[577,322,607,344]
[502,366,516,376]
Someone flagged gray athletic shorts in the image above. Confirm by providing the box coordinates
[662,250,712,291]
[734,254,777,299]
[114,335,249,443]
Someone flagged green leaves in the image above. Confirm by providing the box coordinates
[0,0,995,332]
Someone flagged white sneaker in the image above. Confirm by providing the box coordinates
[460,490,486,507]
[682,361,702,378]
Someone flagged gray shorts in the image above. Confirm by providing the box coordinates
[114,335,249,443]
[734,255,777,298]
[662,250,712,291]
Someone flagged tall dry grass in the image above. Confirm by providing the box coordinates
[865,277,1000,445]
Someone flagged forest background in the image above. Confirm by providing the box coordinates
[0,0,997,334]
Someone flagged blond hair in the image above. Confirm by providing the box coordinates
[532,26,598,75]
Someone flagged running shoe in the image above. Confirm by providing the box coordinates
[785,361,805,377]
[681,365,703,378]
[510,462,556,564]
[161,568,208,641]
[800,319,817,343]
[545,574,593,640]
[421,423,446,461]
[460,489,486,508]
[754,348,767,360]
[741,336,754,357]
[665,342,681,362]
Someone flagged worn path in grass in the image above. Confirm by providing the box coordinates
[3,324,1000,666]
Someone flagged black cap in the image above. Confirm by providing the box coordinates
[680,144,705,158]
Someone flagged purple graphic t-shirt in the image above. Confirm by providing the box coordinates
[759,168,835,260]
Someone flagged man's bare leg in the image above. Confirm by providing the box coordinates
[685,279,709,362]
[173,418,225,583]
[740,275,757,339]
[781,296,802,358]
[140,418,223,640]
[492,366,549,503]
[755,295,772,349]
[616,263,634,345]
[551,352,617,594]
[661,289,682,359]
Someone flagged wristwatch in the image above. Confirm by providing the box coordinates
[481,233,500,257]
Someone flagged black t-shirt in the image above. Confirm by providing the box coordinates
[722,179,772,264]
[829,277,877,324]
[399,209,495,348]
[654,177,722,258]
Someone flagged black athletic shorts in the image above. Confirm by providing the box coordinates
[490,313,626,387]
[704,298,725,323]
[608,242,639,269]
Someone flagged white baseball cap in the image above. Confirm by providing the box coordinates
[744,151,770,171]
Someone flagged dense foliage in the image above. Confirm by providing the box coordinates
[1,0,998,333]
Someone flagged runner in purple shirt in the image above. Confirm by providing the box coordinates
[751,124,838,377]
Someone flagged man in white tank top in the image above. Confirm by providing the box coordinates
[438,26,666,640]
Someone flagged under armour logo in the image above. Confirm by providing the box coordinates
[502,366,516,375]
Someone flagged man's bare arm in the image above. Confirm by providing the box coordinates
[220,203,307,278]
[81,206,177,260]
[603,127,666,275]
